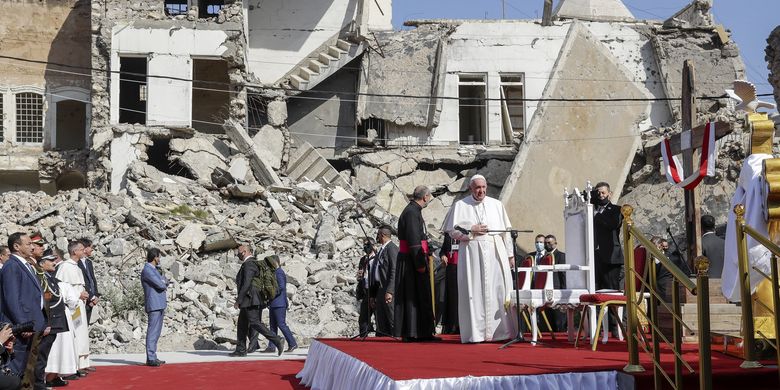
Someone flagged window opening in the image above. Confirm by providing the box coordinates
[192,59,230,134]
[458,74,487,145]
[199,0,224,18]
[500,74,525,144]
[119,57,148,125]
[165,0,188,16]
[16,92,44,143]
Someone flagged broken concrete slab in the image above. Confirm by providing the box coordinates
[228,156,250,183]
[176,223,206,250]
[202,228,237,252]
[266,100,288,126]
[223,119,282,186]
[375,182,409,216]
[330,186,354,203]
[169,136,231,181]
[267,198,290,224]
[18,206,59,225]
[394,169,456,196]
[354,165,389,190]
[251,125,284,170]
[227,184,264,198]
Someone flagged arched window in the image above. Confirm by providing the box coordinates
[15,92,44,143]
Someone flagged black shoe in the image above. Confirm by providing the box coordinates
[421,335,442,342]
[272,337,284,357]
[261,347,275,353]
[247,342,260,354]
[46,377,68,387]
[62,374,79,380]
[402,336,417,342]
[77,369,88,377]
[229,350,247,357]
[285,344,298,353]
[145,360,162,367]
[85,367,97,372]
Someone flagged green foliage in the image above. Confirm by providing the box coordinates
[170,204,210,220]
[106,285,145,317]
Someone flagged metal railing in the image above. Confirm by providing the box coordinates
[622,204,712,390]
[733,203,779,376]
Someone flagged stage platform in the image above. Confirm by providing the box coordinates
[296,334,779,389]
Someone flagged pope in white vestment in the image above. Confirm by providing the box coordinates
[442,175,517,343]
[46,272,82,376]
[722,153,774,301]
[56,251,91,370]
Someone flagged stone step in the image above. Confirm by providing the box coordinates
[328,45,347,58]
[290,74,308,90]
[308,59,329,74]
[336,38,352,51]
[298,66,317,81]
[318,52,338,65]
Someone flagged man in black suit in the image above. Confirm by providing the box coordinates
[369,226,399,336]
[592,182,623,290]
[231,245,283,357]
[700,215,725,279]
[77,238,99,324]
[543,235,567,331]
[356,240,375,337]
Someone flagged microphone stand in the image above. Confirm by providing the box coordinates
[455,226,534,349]
[666,227,693,275]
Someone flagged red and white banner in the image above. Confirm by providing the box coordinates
[660,122,716,190]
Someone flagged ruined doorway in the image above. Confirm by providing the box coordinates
[146,138,196,179]
[55,100,86,150]
[192,58,230,134]
[119,57,147,125]
[458,74,486,144]
[56,170,86,191]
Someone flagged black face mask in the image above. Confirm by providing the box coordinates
[363,244,374,254]
[598,197,610,206]
[544,245,554,252]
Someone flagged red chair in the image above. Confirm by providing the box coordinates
[575,246,648,351]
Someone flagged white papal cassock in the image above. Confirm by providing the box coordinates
[46,277,81,376]
[722,153,774,301]
[443,195,517,343]
[56,259,91,369]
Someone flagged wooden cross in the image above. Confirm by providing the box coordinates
[667,60,732,272]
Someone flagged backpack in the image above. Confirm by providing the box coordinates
[251,256,279,306]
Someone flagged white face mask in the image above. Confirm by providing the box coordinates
[535,242,544,252]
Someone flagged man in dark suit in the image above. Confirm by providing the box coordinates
[592,182,623,290]
[77,238,99,325]
[355,240,375,337]
[231,245,283,357]
[700,215,725,278]
[141,248,167,367]
[369,226,399,336]
[0,232,49,379]
[543,234,567,331]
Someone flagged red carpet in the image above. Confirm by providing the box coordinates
[65,360,306,390]
[62,336,779,389]
[316,335,778,389]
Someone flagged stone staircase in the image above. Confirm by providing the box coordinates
[284,38,364,92]
[286,141,353,191]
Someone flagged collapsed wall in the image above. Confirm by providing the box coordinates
[768,25,780,107]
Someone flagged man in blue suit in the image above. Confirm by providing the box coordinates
[0,232,49,378]
[264,255,298,354]
[141,248,168,367]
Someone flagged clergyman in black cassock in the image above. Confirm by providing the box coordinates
[393,186,437,341]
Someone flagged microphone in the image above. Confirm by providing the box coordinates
[455,226,470,235]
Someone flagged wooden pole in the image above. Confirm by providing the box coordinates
[681,60,703,272]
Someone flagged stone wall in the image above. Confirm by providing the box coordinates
[768,25,780,107]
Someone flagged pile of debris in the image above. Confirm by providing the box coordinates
[1,170,384,354]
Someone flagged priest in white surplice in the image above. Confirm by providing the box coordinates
[47,250,87,382]
[56,241,91,373]
[442,175,517,343]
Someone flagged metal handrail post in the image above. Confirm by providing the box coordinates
[622,205,644,373]
[672,278,683,387]
[695,256,712,390]
[649,252,662,390]
[734,204,761,368]
[771,255,780,385]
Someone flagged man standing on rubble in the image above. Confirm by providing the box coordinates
[394,186,438,342]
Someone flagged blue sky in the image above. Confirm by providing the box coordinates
[392,0,779,97]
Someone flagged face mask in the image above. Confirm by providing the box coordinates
[544,244,554,252]
[598,197,610,206]
[535,242,544,252]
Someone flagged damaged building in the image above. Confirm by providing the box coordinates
[0,0,753,251]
